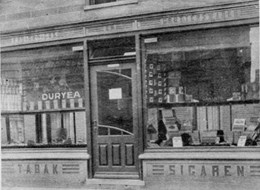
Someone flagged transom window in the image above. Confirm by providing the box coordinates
[91,0,116,5]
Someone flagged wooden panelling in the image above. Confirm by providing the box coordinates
[125,144,134,166]
[112,144,121,166]
[99,144,108,166]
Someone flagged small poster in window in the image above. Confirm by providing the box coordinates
[109,88,122,100]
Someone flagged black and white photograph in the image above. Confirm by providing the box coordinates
[0,0,259,190]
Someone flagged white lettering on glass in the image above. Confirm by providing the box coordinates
[41,91,81,101]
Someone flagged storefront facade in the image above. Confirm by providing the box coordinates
[1,0,259,189]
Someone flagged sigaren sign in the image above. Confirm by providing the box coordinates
[145,162,260,178]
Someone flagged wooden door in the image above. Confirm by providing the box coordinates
[90,63,139,178]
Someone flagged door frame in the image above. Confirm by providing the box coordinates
[84,34,144,178]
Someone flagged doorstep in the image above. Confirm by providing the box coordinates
[86,178,145,186]
[93,171,140,179]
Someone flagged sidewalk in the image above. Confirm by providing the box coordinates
[2,179,145,190]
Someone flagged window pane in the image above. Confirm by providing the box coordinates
[89,37,135,59]
[1,43,87,147]
[96,69,133,135]
[145,26,260,148]
[93,0,117,5]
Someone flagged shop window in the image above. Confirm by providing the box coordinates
[144,26,260,148]
[1,43,87,147]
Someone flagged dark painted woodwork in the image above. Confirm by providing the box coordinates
[90,62,139,176]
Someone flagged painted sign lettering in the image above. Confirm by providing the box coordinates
[41,91,81,101]
[15,163,80,175]
[18,164,59,175]
[147,163,260,177]
[11,32,59,45]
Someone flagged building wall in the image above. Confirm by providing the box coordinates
[0,0,256,33]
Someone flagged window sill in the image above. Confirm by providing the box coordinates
[84,0,138,11]
[2,146,90,160]
[139,146,260,160]
[1,144,87,149]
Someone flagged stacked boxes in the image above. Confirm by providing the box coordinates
[200,130,224,145]
[146,54,168,104]
[1,78,22,111]
[167,70,184,103]
[167,86,186,103]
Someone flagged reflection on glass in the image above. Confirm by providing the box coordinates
[145,27,260,148]
[97,69,133,136]
[1,43,86,147]
[145,47,258,104]
[1,111,87,146]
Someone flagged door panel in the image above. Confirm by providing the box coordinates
[90,63,138,176]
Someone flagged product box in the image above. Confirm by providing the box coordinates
[232,119,246,131]
[190,131,200,145]
[233,131,243,145]
[225,131,234,144]
[200,130,224,145]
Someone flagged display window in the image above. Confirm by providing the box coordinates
[1,43,87,147]
[144,26,260,148]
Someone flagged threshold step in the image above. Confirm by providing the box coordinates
[86,178,145,186]
[94,171,140,179]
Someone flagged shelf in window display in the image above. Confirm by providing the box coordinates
[21,98,84,111]
[1,107,85,115]
[147,99,260,108]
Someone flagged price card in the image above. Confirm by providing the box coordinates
[172,137,183,147]
[237,136,247,147]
